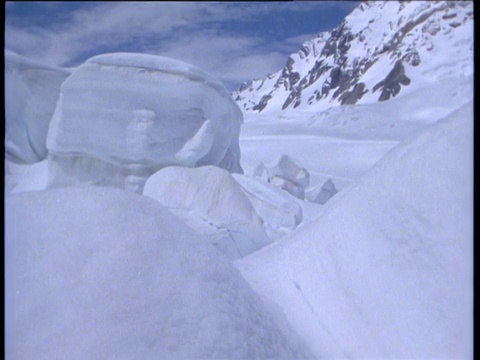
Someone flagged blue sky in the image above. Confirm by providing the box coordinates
[5,1,359,90]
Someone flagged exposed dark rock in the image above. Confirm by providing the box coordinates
[289,72,301,89]
[442,12,457,20]
[403,49,421,66]
[239,82,249,92]
[282,93,296,110]
[373,60,410,101]
[339,83,367,105]
[252,94,272,112]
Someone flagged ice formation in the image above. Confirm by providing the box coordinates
[4,50,72,163]
[143,165,271,260]
[254,154,310,199]
[306,178,338,205]
[232,174,303,239]
[237,102,473,358]
[46,53,243,193]
[5,187,311,359]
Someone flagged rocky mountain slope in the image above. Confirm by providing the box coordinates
[234,1,473,113]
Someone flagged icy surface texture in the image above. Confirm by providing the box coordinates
[254,154,310,199]
[232,174,303,240]
[237,102,473,358]
[5,186,311,359]
[5,50,72,163]
[306,178,338,205]
[46,53,243,192]
[143,165,271,260]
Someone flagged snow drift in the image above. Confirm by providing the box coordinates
[5,186,311,359]
[4,49,72,163]
[143,165,270,260]
[46,53,243,193]
[237,101,473,358]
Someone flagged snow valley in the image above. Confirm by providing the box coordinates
[4,1,473,359]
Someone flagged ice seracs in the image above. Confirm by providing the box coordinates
[143,165,271,260]
[5,187,312,359]
[4,50,72,164]
[306,178,338,205]
[232,174,303,239]
[254,154,310,200]
[46,53,243,193]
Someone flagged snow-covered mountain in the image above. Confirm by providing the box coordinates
[234,0,473,113]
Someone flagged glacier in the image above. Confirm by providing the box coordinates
[46,53,244,193]
[4,1,474,358]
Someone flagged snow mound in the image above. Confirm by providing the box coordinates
[5,49,72,163]
[46,53,243,193]
[143,166,271,260]
[254,154,310,199]
[5,187,311,359]
[237,102,473,358]
[306,178,338,205]
[232,174,303,239]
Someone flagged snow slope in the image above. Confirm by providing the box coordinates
[237,101,473,358]
[4,49,72,163]
[46,53,243,193]
[5,186,311,359]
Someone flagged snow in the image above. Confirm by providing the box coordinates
[143,165,271,260]
[232,174,303,239]
[5,186,311,359]
[236,101,473,358]
[239,73,473,194]
[4,2,474,357]
[4,50,72,164]
[46,53,243,193]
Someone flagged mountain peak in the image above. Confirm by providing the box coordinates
[234,0,473,113]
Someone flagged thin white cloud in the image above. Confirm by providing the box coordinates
[151,31,288,89]
[5,2,357,89]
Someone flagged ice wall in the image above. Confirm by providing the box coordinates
[4,50,72,163]
[46,53,243,192]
